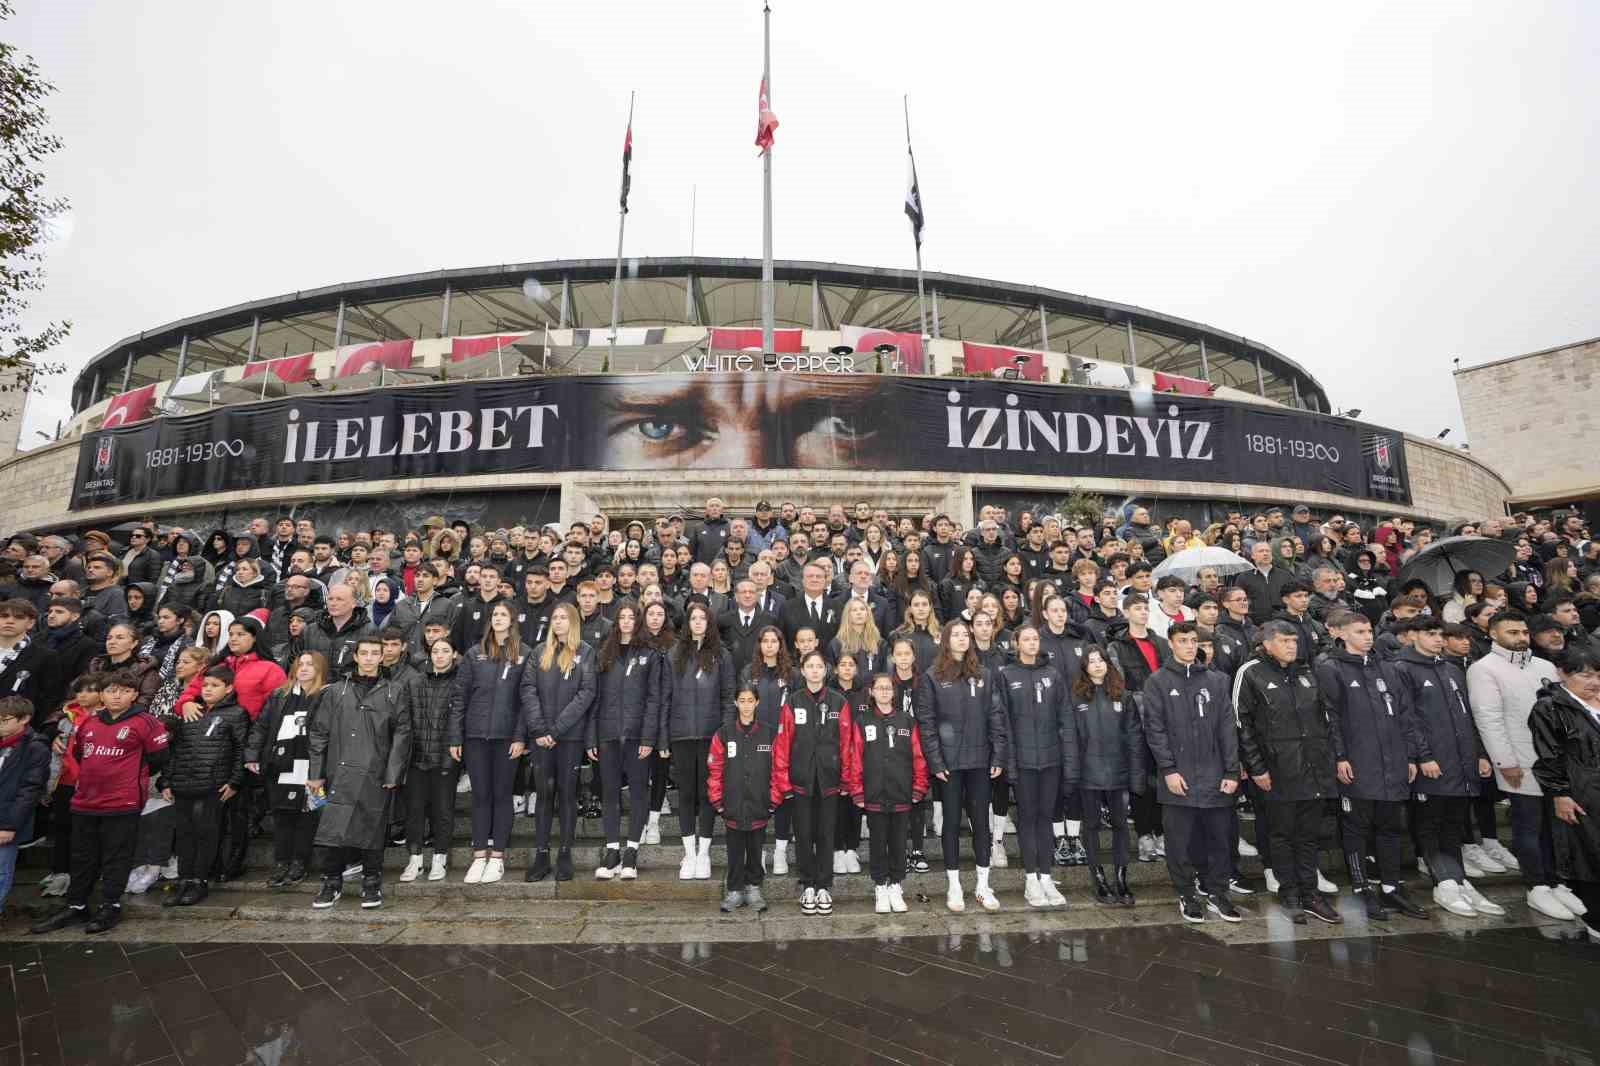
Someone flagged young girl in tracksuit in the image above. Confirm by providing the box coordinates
[829,653,867,875]
[888,637,933,872]
[843,672,928,914]
[738,625,800,874]
[707,682,791,913]
[783,651,852,916]
[591,600,664,881]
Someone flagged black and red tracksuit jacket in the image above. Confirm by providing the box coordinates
[707,712,792,830]
[842,701,927,812]
[69,707,170,816]
[782,685,852,797]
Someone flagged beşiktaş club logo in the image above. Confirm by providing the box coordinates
[1371,435,1393,472]
[943,388,1215,460]
[92,435,115,475]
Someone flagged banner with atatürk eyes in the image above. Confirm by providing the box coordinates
[70,373,1411,510]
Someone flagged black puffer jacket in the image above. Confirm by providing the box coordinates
[591,642,665,748]
[1071,682,1146,792]
[1393,649,1483,797]
[1209,617,1256,680]
[303,606,376,678]
[1270,609,1329,666]
[520,643,597,744]
[1037,620,1098,687]
[1233,656,1339,801]
[913,667,1008,776]
[217,574,271,621]
[970,539,1008,588]
[736,664,800,731]
[410,664,456,771]
[447,644,531,744]
[1140,660,1239,808]
[1315,649,1420,802]
[159,697,249,795]
[993,659,1074,777]
[665,645,736,743]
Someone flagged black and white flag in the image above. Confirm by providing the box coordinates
[904,148,925,247]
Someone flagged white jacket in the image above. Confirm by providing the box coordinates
[1466,644,1558,796]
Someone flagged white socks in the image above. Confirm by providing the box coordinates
[990,812,1005,840]
[976,866,991,891]
[1052,821,1066,838]
[697,837,711,857]
[625,840,639,851]
[946,870,961,891]
[648,811,661,829]
[1066,820,1081,837]
[682,835,697,857]
[774,840,787,860]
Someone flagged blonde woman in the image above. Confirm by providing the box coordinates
[520,602,596,883]
[246,651,329,886]
[447,601,530,885]
[828,597,889,679]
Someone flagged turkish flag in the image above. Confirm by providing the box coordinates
[709,327,803,353]
[333,339,415,379]
[755,76,778,154]
[1154,371,1216,396]
[450,334,528,363]
[962,342,1045,381]
[101,383,158,427]
[242,352,316,383]
[840,326,925,374]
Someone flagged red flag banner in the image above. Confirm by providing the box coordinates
[755,76,778,153]
[839,325,926,374]
[101,383,159,427]
[1154,370,1217,396]
[450,334,528,363]
[708,327,803,353]
[242,352,316,383]
[961,342,1045,381]
[333,340,415,379]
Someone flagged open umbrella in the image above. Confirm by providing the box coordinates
[1395,535,1516,597]
[1152,545,1252,583]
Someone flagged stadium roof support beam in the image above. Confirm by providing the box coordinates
[1254,352,1266,396]
[931,289,941,338]
[559,277,570,328]
[173,335,188,381]
[120,351,133,392]
[333,299,346,349]
[1199,337,1210,381]
[247,315,260,361]
[1292,376,1302,409]
[1038,303,1049,351]
[1125,320,1138,366]
[439,286,452,338]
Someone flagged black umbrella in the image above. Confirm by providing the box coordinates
[1396,535,1516,597]
[109,520,166,534]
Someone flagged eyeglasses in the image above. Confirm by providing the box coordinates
[130,532,147,539]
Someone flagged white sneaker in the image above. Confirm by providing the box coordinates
[1432,880,1477,917]
[1024,875,1050,908]
[1527,885,1577,921]
[772,843,788,876]
[975,885,1000,912]
[844,851,861,874]
[1264,870,1281,895]
[643,820,661,845]
[815,889,833,915]
[464,856,488,884]
[1041,879,1067,907]
[481,857,504,884]
[932,804,943,836]
[524,791,538,816]
[1553,883,1588,916]
[512,795,526,816]
[990,836,1008,867]
[801,886,817,914]
[1482,838,1520,871]
[1238,838,1259,858]
[946,881,965,913]
[1417,856,1431,877]
[679,851,696,880]
[874,885,891,913]
[1153,834,1166,858]
[1463,843,1504,875]
[456,774,472,794]
[161,856,179,880]
[889,883,908,913]
[1461,880,1505,916]
[1004,816,1017,835]
[400,855,425,883]
[1316,869,1338,895]
[659,795,670,815]
[833,851,848,875]
[125,865,158,894]
[695,851,711,880]
[428,854,448,881]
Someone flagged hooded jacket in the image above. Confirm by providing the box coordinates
[217,569,271,621]
[158,694,249,795]
[1393,648,1486,797]
[195,609,236,656]
[308,672,412,850]
[520,641,597,744]
[913,665,1008,777]
[156,533,213,612]
[1233,655,1339,801]
[1466,644,1559,797]
[1140,659,1239,808]
[1070,681,1146,792]
[1530,683,1600,882]
[993,658,1075,778]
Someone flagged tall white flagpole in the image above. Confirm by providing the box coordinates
[608,91,635,364]
[761,4,775,356]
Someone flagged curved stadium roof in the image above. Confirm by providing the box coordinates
[71,256,1329,413]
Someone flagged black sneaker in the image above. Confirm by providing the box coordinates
[1384,886,1431,920]
[267,863,292,888]
[1302,895,1343,924]
[618,846,639,879]
[1206,893,1243,923]
[312,878,342,909]
[909,851,930,874]
[526,850,552,882]
[361,876,383,909]
[1178,895,1206,923]
[163,879,190,908]
[84,904,122,935]
[286,861,308,884]
[594,847,621,880]
[1228,876,1257,896]
[555,849,575,882]
[176,880,207,907]
[1359,888,1391,921]
[28,906,87,935]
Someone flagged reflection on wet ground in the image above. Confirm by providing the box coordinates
[0,921,1594,1065]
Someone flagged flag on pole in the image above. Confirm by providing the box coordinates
[755,76,779,154]
[619,121,633,213]
[904,148,925,248]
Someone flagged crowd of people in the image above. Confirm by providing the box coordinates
[1,497,1599,940]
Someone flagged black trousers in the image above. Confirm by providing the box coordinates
[1507,794,1558,888]
[532,740,584,853]
[834,795,862,850]
[1264,798,1323,899]
[214,784,251,876]
[597,740,652,844]
[317,845,382,880]
[1012,767,1056,875]
[991,771,1010,819]
[867,809,909,885]
[462,738,516,850]
[404,767,458,855]
[273,808,322,865]
[1132,786,1162,837]
[174,792,225,882]
[1571,880,1600,935]
[1465,777,1500,843]
[67,811,139,909]
[724,826,766,892]
[50,785,75,875]
[1082,788,1130,868]
[1340,796,1407,887]
[790,789,836,890]
[670,739,716,839]
[1162,804,1230,896]
[1412,794,1467,883]
[649,752,670,813]
[939,768,993,871]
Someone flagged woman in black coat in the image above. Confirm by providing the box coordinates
[993,624,1075,909]
[1070,645,1144,906]
[399,640,459,884]
[664,601,735,881]
[1530,644,1600,936]
[590,600,663,880]
[519,602,596,883]
[245,651,329,887]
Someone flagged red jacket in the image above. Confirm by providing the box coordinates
[55,700,92,790]
[70,708,170,815]
[707,709,792,829]
[176,651,287,720]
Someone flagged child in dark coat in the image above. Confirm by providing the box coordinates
[707,683,792,913]
[0,696,50,917]
[158,666,250,907]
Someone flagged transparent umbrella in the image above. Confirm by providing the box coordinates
[1152,546,1252,583]
[1395,536,1516,597]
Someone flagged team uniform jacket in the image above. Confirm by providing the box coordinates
[1037,621,1098,688]
[1233,656,1339,801]
[842,702,928,812]
[993,660,1077,784]
[447,645,532,744]
[707,713,791,829]
[737,664,800,731]
[1140,662,1240,808]
[520,643,597,744]
[69,708,171,815]
[1393,649,1485,798]
[913,668,1009,777]
[1314,649,1423,802]
[1071,684,1146,792]
[665,647,736,743]
[590,643,665,749]
[782,685,852,797]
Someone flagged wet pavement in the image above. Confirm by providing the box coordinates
[0,919,1595,1065]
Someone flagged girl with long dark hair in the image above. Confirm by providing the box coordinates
[399,640,458,883]
[448,601,530,886]
[591,601,663,880]
[666,601,736,880]
[739,624,799,872]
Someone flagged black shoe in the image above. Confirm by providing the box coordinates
[1064,836,1088,866]
[1359,888,1391,921]
[163,879,190,908]
[1206,893,1243,923]
[1113,866,1135,906]
[1091,865,1115,905]
[909,851,930,874]
[526,851,552,882]
[29,906,87,935]
[84,904,121,935]
[619,846,638,876]
[214,864,245,885]
[312,878,342,909]
[595,847,621,879]
[555,849,575,882]
[1385,885,1431,920]
[361,875,383,909]
[267,863,292,889]
[1228,876,1257,896]
[1302,895,1343,924]
[286,861,308,884]
[1178,895,1206,923]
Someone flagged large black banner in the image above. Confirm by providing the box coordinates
[72,374,1411,509]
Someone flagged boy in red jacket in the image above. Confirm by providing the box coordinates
[30,670,169,935]
[842,673,928,915]
[708,682,791,914]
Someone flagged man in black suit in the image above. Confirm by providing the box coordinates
[718,579,779,671]
[780,560,840,650]
[746,560,786,618]
[828,560,890,634]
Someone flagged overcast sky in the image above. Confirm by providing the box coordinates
[11,1,1598,449]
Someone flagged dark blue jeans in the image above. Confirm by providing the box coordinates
[1508,793,1558,888]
